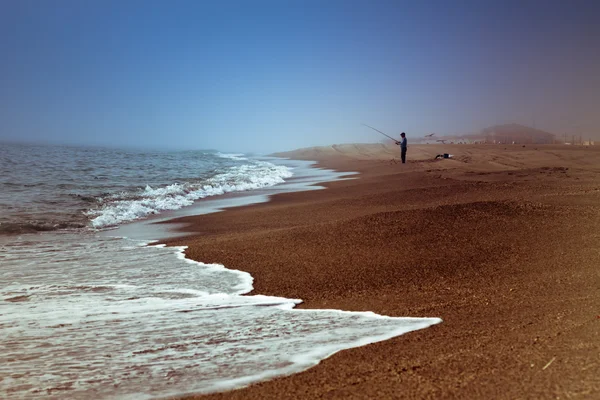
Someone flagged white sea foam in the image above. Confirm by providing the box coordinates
[216,152,248,160]
[0,233,442,399]
[87,161,293,228]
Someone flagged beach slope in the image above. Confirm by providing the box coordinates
[166,144,600,399]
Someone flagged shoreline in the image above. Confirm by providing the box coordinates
[101,157,354,242]
[162,143,600,399]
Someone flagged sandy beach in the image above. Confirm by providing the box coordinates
[163,143,600,399]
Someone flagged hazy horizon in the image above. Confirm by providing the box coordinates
[1,0,599,153]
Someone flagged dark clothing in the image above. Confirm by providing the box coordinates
[400,137,407,163]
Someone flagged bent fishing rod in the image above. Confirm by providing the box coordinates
[361,123,399,142]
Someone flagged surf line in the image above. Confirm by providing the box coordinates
[164,243,443,393]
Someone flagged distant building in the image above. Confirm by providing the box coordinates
[480,124,556,144]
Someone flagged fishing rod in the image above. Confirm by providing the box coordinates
[361,123,399,142]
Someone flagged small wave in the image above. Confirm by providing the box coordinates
[87,161,293,228]
[0,221,87,235]
[5,295,31,302]
[68,194,98,203]
[216,152,248,161]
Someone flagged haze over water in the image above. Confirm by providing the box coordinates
[1,1,599,152]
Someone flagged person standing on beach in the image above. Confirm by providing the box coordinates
[396,132,407,163]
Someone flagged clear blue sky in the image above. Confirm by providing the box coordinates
[1,0,599,152]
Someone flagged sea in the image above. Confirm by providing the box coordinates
[0,142,441,399]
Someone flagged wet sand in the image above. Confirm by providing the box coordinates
[164,144,600,399]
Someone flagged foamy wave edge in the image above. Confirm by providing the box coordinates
[87,160,293,228]
[138,244,442,399]
[197,316,440,397]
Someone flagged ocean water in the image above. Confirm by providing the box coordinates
[0,143,293,233]
[0,142,441,399]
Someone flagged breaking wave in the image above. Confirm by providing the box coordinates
[86,161,293,228]
[216,152,248,161]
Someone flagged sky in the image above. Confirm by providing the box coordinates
[1,0,599,153]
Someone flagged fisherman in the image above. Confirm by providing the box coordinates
[395,132,407,163]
